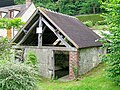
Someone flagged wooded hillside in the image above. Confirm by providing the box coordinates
[15,0,103,15]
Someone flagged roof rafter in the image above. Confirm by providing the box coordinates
[17,19,39,45]
[12,9,39,42]
[39,8,79,48]
[42,17,71,48]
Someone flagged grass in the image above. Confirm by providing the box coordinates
[92,25,108,30]
[76,14,104,25]
[76,14,107,30]
[38,64,120,90]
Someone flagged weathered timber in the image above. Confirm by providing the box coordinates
[39,9,79,48]
[18,19,39,45]
[38,15,43,47]
[12,46,77,51]
[12,9,39,42]
[42,18,71,48]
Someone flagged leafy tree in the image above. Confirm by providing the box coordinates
[15,0,102,15]
[101,0,120,86]
[0,18,24,30]
[80,0,101,14]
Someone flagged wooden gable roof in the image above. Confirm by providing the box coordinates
[12,8,102,49]
[40,8,102,48]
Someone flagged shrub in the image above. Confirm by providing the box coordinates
[97,21,106,25]
[101,0,120,86]
[26,51,37,66]
[0,61,38,90]
[0,38,11,61]
[83,21,93,27]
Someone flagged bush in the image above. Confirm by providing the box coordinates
[26,51,37,66]
[0,38,11,61]
[97,21,106,25]
[0,61,39,90]
[83,21,93,27]
[100,0,120,86]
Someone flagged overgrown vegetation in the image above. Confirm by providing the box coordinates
[101,0,120,86]
[25,51,37,66]
[83,21,93,27]
[0,38,11,61]
[0,61,38,90]
[0,38,39,90]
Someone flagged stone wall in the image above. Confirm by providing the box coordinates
[79,47,105,75]
[23,47,105,79]
[24,48,54,78]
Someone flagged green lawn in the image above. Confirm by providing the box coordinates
[92,25,108,30]
[76,14,104,25]
[38,64,120,90]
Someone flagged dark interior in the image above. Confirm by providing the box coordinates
[54,51,69,78]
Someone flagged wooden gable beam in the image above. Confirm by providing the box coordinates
[42,18,71,48]
[12,9,39,42]
[38,16,42,47]
[17,19,39,45]
[12,46,77,51]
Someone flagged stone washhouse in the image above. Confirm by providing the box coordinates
[12,8,105,79]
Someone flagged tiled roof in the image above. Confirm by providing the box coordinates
[12,8,102,49]
[40,8,102,48]
[0,0,14,7]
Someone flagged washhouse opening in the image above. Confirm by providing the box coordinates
[54,51,69,78]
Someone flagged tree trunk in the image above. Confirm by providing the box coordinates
[93,5,96,14]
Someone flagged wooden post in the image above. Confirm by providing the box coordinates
[52,51,55,79]
[0,12,2,18]
[38,15,43,47]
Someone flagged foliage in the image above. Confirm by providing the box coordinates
[25,51,37,67]
[0,18,25,30]
[100,0,120,86]
[0,61,38,90]
[72,65,79,78]
[80,0,101,14]
[0,38,11,61]
[15,0,103,15]
[97,20,106,25]
[76,14,104,25]
[83,21,93,27]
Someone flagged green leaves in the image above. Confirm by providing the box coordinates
[0,61,38,90]
[25,51,37,67]
[15,0,102,15]
[0,38,11,61]
[0,18,25,30]
[101,0,120,86]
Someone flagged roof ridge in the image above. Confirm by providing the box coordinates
[39,7,77,20]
